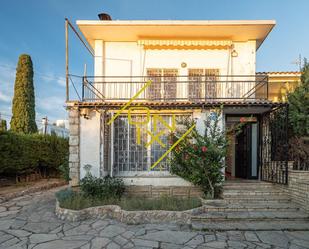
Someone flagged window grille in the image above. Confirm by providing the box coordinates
[146,69,178,100]
[113,114,190,174]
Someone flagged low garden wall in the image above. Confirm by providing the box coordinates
[55,200,204,224]
[285,163,309,212]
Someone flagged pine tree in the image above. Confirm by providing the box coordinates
[10,54,37,133]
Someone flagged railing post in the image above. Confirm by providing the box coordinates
[65,18,69,102]
[285,104,289,184]
[82,76,85,101]
[266,75,269,100]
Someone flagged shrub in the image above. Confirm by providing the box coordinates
[169,108,228,198]
[80,174,125,200]
[0,131,68,179]
[59,157,70,182]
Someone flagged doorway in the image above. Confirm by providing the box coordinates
[235,122,259,179]
[226,116,259,180]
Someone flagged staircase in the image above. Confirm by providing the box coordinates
[192,181,309,231]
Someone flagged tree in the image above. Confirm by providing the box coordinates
[288,58,309,137]
[0,120,7,132]
[288,58,309,169]
[169,109,228,198]
[10,54,37,133]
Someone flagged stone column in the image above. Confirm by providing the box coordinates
[68,108,80,186]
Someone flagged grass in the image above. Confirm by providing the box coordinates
[56,188,202,211]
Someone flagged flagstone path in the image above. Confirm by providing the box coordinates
[0,187,309,249]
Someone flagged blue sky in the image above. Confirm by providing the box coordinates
[0,0,308,122]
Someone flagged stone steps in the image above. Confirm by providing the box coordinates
[192,210,309,221]
[191,220,309,231]
[203,203,300,212]
[192,181,309,231]
[223,196,292,203]
[223,189,286,195]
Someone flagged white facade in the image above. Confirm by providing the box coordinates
[91,41,256,100]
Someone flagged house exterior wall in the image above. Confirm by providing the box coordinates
[92,40,256,100]
[79,110,101,179]
[72,39,257,187]
[71,107,225,186]
[101,41,256,76]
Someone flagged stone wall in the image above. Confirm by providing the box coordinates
[285,163,309,212]
[125,185,204,198]
[68,108,80,186]
[55,201,203,224]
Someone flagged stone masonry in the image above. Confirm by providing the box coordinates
[283,162,309,212]
[68,107,80,186]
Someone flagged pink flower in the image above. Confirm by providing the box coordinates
[240,117,246,123]
[201,146,208,152]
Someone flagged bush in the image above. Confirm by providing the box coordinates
[0,131,68,179]
[80,175,125,200]
[169,108,228,198]
[59,157,70,182]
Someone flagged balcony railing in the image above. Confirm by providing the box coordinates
[80,75,268,102]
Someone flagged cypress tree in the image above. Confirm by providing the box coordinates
[10,54,37,133]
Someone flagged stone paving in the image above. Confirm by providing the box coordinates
[1,188,309,249]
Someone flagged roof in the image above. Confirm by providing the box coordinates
[67,100,284,110]
[257,71,301,76]
[76,20,276,50]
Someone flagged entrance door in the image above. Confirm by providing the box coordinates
[235,123,258,179]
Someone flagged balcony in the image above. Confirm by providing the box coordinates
[77,75,268,103]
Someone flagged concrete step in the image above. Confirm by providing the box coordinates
[191,220,309,231]
[192,210,309,221]
[223,182,281,190]
[203,203,300,212]
[223,196,291,202]
[222,191,287,198]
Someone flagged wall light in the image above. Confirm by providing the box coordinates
[231,49,238,57]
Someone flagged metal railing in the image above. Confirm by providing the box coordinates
[78,75,268,102]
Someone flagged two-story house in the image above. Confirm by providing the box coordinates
[66,16,295,193]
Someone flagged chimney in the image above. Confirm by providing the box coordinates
[98,13,112,20]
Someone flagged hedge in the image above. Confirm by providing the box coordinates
[0,131,68,177]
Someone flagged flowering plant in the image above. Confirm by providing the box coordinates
[169,108,228,198]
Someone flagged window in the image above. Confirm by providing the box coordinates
[113,114,189,174]
[188,69,219,100]
[146,69,178,100]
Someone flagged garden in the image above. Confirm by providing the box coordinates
[56,174,202,212]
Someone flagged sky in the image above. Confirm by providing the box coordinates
[0,0,308,123]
